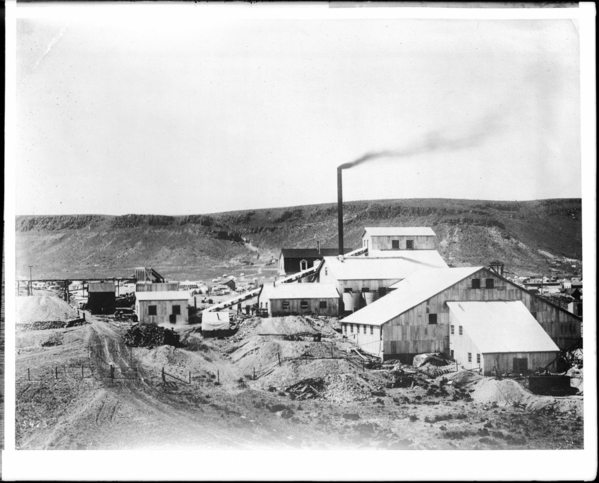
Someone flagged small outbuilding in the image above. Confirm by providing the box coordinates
[202,311,231,332]
[259,283,339,317]
[87,282,116,315]
[447,301,559,375]
[135,291,189,325]
[278,248,354,276]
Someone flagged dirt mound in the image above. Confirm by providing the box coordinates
[253,316,317,336]
[471,378,532,406]
[17,296,79,324]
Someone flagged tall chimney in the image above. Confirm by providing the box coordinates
[337,167,344,255]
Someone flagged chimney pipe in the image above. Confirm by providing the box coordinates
[337,167,344,256]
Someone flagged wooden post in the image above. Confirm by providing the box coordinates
[253,367,256,380]
[55,366,58,380]
[81,364,84,379]
[28,368,31,381]
[189,371,192,384]
[162,367,165,383]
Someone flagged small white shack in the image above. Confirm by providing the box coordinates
[135,291,189,325]
[259,283,339,317]
[447,301,559,375]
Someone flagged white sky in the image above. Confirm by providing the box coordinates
[15,7,581,216]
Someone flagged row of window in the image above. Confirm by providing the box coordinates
[472,278,494,289]
[343,324,374,335]
[450,325,464,335]
[391,240,414,249]
[147,305,181,316]
[281,300,328,310]
[449,350,481,364]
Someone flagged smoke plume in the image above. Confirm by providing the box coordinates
[339,115,500,170]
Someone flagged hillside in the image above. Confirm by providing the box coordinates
[15,198,582,280]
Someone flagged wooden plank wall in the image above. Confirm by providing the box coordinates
[136,300,188,325]
[483,352,556,376]
[342,323,383,357]
[382,267,581,359]
[269,297,339,317]
[371,235,436,251]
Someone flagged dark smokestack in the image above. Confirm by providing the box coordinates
[337,167,343,255]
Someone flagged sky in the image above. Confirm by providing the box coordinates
[14,6,582,216]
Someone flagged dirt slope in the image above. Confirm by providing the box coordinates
[16,198,582,279]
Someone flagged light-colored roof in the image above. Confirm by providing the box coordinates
[323,252,448,281]
[366,250,448,267]
[447,301,559,354]
[342,267,482,326]
[135,291,190,301]
[88,282,115,292]
[363,227,436,237]
[261,283,339,300]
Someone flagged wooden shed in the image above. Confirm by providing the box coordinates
[341,266,581,362]
[278,248,353,276]
[447,301,559,375]
[259,283,339,317]
[135,291,189,325]
[362,227,437,252]
[87,282,116,315]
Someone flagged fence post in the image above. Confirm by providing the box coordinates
[162,367,165,383]
[253,367,256,380]
[189,371,192,384]
[81,364,84,379]
[55,366,58,380]
[28,368,31,381]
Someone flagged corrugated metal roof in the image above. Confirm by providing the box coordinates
[363,227,436,237]
[281,248,353,259]
[447,301,559,353]
[324,251,448,281]
[135,291,190,301]
[261,283,339,300]
[88,282,115,292]
[342,267,483,326]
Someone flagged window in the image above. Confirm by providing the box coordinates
[370,326,373,335]
[406,240,414,249]
[343,324,347,334]
[300,259,308,271]
[392,240,400,249]
[472,278,481,289]
[282,300,290,310]
[577,304,583,317]
[459,326,463,335]
[361,287,370,293]
[378,287,387,296]
[485,278,495,289]
[476,354,481,364]
[319,301,327,309]
[450,350,454,359]
[148,305,157,316]
[468,353,472,362]
[451,325,455,335]
[300,300,309,309]
[325,268,328,276]
[428,314,438,325]
[364,325,367,334]
[344,288,352,293]
[350,324,354,333]
[172,305,181,315]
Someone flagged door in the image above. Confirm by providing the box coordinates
[513,357,528,373]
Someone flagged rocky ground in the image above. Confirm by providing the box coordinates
[15,299,583,451]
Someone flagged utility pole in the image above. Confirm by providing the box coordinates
[29,265,33,296]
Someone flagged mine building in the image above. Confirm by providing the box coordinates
[361,227,437,252]
[87,282,116,315]
[316,252,448,314]
[278,247,354,277]
[447,300,559,375]
[135,291,189,325]
[259,282,339,317]
[136,282,179,292]
[340,266,581,364]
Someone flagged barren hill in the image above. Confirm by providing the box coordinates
[15,198,582,280]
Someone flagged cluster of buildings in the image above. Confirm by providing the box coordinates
[262,227,582,374]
